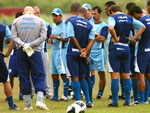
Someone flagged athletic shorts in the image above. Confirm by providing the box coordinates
[135,52,150,74]
[108,46,130,73]
[67,55,87,77]
[8,55,18,77]
[51,48,67,74]
[0,53,9,82]
[90,48,107,71]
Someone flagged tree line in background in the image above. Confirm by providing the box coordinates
[0,0,146,14]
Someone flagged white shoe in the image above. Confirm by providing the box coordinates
[144,101,149,104]
[24,106,33,110]
[36,101,49,110]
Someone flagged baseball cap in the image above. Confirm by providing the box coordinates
[82,3,92,10]
[52,8,62,15]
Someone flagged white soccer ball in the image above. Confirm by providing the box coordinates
[67,101,86,113]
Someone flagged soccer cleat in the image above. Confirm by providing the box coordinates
[46,95,53,100]
[118,96,125,100]
[144,101,149,104]
[9,104,19,110]
[36,101,49,110]
[60,95,68,102]
[123,103,130,106]
[108,95,112,99]
[96,95,102,99]
[24,106,33,110]
[129,101,140,106]
[108,103,118,107]
[86,102,93,108]
[19,93,23,100]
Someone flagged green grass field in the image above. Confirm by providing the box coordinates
[0,47,150,113]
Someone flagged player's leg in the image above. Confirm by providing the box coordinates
[135,54,146,104]
[85,64,93,103]
[29,51,48,110]
[119,75,125,99]
[60,74,69,101]
[60,48,69,100]
[79,58,92,107]
[16,49,32,110]
[52,74,59,100]
[130,75,138,103]
[90,70,95,87]
[42,52,52,99]
[121,73,131,105]
[97,71,106,99]
[67,55,81,101]
[108,50,120,107]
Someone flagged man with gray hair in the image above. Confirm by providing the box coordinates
[11,6,49,110]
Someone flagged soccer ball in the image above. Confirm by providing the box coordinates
[67,101,86,113]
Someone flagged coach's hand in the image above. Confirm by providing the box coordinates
[23,43,34,57]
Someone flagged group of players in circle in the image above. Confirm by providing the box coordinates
[1,0,150,111]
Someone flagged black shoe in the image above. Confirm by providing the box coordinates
[86,102,93,108]
[108,95,112,99]
[123,103,130,106]
[9,104,19,110]
[130,95,133,99]
[108,103,118,107]
[118,96,125,100]
[96,95,102,99]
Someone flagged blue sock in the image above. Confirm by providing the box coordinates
[124,79,132,104]
[138,91,144,103]
[53,80,60,100]
[120,79,125,97]
[63,78,69,99]
[97,89,104,96]
[7,96,14,108]
[132,79,138,102]
[90,75,95,87]
[145,79,149,102]
[71,81,81,101]
[80,79,91,104]
[111,79,119,105]
[86,78,93,103]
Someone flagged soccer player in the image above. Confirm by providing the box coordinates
[90,6,108,99]
[129,5,150,104]
[108,5,145,107]
[34,6,53,100]
[0,24,19,110]
[48,8,69,101]
[7,11,24,101]
[11,6,49,110]
[104,1,117,99]
[66,2,80,23]
[125,2,139,105]
[82,3,94,24]
[67,7,94,107]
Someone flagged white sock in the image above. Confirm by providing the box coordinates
[37,91,44,103]
[24,95,32,107]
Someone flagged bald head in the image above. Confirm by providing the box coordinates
[34,6,41,17]
[23,6,34,14]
